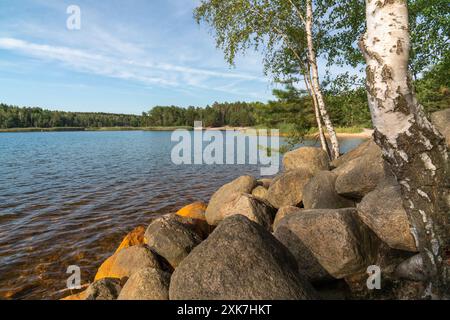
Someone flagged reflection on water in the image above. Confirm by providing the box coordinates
[0,131,366,299]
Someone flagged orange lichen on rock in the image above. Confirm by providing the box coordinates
[176,202,207,220]
[92,226,147,282]
[94,254,118,281]
[175,202,213,239]
[114,226,147,254]
[94,245,160,281]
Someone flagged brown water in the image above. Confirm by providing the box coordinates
[0,131,365,299]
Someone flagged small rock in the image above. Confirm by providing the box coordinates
[169,215,317,300]
[267,169,314,209]
[145,216,202,268]
[283,147,330,174]
[357,183,417,252]
[257,178,272,189]
[303,171,355,209]
[251,185,269,201]
[118,268,171,300]
[205,175,257,224]
[94,245,161,281]
[274,208,378,279]
[395,254,428,282]
[85,278,122,300]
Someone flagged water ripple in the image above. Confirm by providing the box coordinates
[0,131,365,299]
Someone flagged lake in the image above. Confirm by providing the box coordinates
[0,131,366,299]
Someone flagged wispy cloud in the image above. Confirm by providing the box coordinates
[0,0,273,111]
[0,37,265,93]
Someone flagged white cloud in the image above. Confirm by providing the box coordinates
[0,37,267,95]
[0,0,273,103]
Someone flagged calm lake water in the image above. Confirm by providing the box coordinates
[0,131,366,299]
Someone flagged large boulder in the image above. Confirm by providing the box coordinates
[274,209,378,280]
[169,215,317,300]
[205,175,257,225]
[207,193,275,230]
[114,226,147,254]
[431,108,450,148]
[118,267,171,300]
[175,202,211,239]
[94,245,161,281]
[84,278,122,300]
[275,227,332,282]
[267,169,314,209]
[303,171,355,209]
[357,183,417,252]
[283,147,330,174]
[331,139,376,168]
[176,202,207,220]
[273,206,301,231]
[144,216,202,268]
[333,144,394,199]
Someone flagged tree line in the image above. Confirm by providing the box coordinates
[0,93,368,131]
[0,104,142,129]
[1,68,446,131]
[2,66,446,131]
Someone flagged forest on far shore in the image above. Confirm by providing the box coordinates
[1,61,448,131]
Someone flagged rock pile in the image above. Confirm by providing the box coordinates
[62,110,449,300]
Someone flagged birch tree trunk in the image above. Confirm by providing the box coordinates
[360,0,449,297]
[305,0,340,160]
[304,75,330,158]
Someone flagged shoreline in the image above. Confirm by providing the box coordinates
[0,126,192,133]
[209,126,373,139]
[0,126,373,139]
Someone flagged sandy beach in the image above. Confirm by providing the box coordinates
[205,126,374,139]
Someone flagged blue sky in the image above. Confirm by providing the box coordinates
[0,0,275,114]
[0,0,353,115]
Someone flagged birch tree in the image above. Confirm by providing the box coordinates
[360,0,449,297]
[194,0,341,159]
[304,0,339,158]
[270,43,331,155]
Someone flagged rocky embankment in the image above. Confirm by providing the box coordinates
[62,109,450,300]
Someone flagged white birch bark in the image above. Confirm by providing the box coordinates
[304,75,330,157]
[360,0,449,298]
[305,0,340,160]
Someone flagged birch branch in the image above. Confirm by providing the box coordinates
[287,0,306,25]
